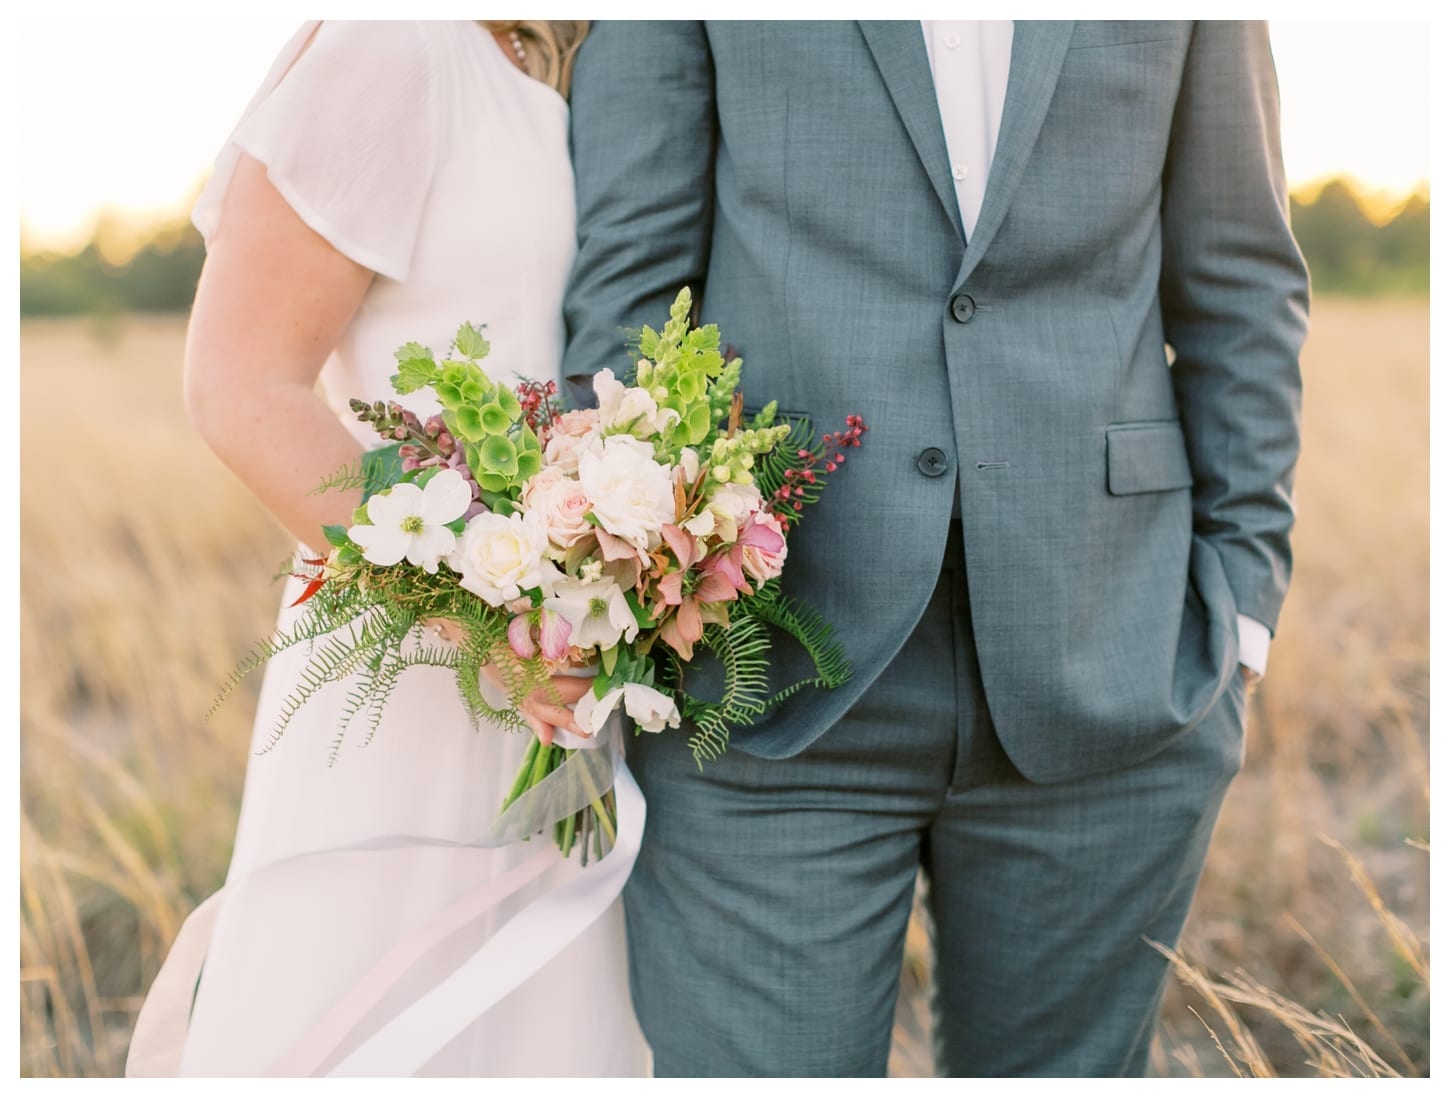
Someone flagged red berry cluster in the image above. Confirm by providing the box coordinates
[820,415,868,474]
[768,414,869,520]
[516,379,560,436]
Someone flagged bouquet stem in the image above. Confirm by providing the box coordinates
[499,739,619,864]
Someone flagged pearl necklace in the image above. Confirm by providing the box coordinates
[508,29,527,67]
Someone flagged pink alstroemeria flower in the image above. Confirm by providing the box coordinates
[657,524,742,660]
[539,608,572,661]
[705,512,787,599]
[507,613,537,659]
[506,609,572,661]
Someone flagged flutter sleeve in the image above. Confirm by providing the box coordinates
[191,20,439,281]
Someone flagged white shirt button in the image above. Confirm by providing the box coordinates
[952,164,968,181]
[944,32,961,49]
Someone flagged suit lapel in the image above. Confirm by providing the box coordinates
[959,21,1074,281]
[858,21,965,244]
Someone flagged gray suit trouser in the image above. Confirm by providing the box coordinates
[623,522,1248,1076]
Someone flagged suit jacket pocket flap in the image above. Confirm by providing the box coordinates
[1106,422,1194,495]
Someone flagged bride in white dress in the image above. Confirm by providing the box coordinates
[125,20,649,1077]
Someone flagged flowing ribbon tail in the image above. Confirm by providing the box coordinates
[125,891,226,1077]
[264,844,559,1076]
[322,760,645,1077]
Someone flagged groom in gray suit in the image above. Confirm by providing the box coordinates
[563,21,1307,1076]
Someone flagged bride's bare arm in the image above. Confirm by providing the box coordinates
[184,152,375,551]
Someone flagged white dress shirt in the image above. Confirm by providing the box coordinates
[919,19,1271,675]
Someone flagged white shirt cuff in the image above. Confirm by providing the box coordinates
[1237,614,1272,676]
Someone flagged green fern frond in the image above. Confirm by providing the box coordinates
[309,459,370,498]
[684,611,772,769]
[745,581,853,695]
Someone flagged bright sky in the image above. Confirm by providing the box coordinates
[15,19,1431,252]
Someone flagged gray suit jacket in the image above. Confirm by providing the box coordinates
[563,20,1308,781]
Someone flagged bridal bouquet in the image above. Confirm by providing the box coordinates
[214,288,866,861]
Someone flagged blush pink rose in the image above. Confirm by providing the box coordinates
[543,409,600,475]
[523,467,594,555]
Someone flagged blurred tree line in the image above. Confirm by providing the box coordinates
[18,176,1429,316]
[1289,179,1429,295]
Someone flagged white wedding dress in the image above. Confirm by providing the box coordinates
[126,21,649,1078]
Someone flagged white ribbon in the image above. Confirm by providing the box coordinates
[129,729,643,1077]
[321,757,644,1076]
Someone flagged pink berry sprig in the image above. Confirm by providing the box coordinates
[516,378,561,437]
[820,415,868,473]
[767,414,868,523]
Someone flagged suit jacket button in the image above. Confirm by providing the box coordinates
[917,447,950,477]
[950,294,976,323]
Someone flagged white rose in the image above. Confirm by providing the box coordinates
[577,435,677,550]
[448,509,556,607]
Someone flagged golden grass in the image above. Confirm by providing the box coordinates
[18,301,1429,1077]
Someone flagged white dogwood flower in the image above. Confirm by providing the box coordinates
[543,575,639,652]
[348,469,471,574]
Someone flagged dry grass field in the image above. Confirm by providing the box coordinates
[18,299,1429,1077]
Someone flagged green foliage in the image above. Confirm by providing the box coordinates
[674,612,773,767]
[753,415,832,524]
[307,443,406,506]
[385,327,541,501]
[208,557,559,762]
[633,287,733,452]
[662,580,852,769]
[744,580,853,700]
[19,213,207,316]
[1289,181,1429,296]
[19,179,1431,322]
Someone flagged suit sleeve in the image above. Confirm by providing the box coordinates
[562,21,718,408]
[1160,20,1309,634]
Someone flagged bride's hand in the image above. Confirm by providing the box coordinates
[480,661,592,748]
[422,620,590,746]
[422,617,464,646]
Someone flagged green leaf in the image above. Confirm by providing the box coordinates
[322,524,351,549]
[392,343,438,393]
[445,517,467,534]
[637,326,659,360]
[592,670,613,701]
[600,644,619,677]
[454,323,490,360]
[361,443,405,501]
[623,589,655,630]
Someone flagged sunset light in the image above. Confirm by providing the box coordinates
[16,19,1431,254]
